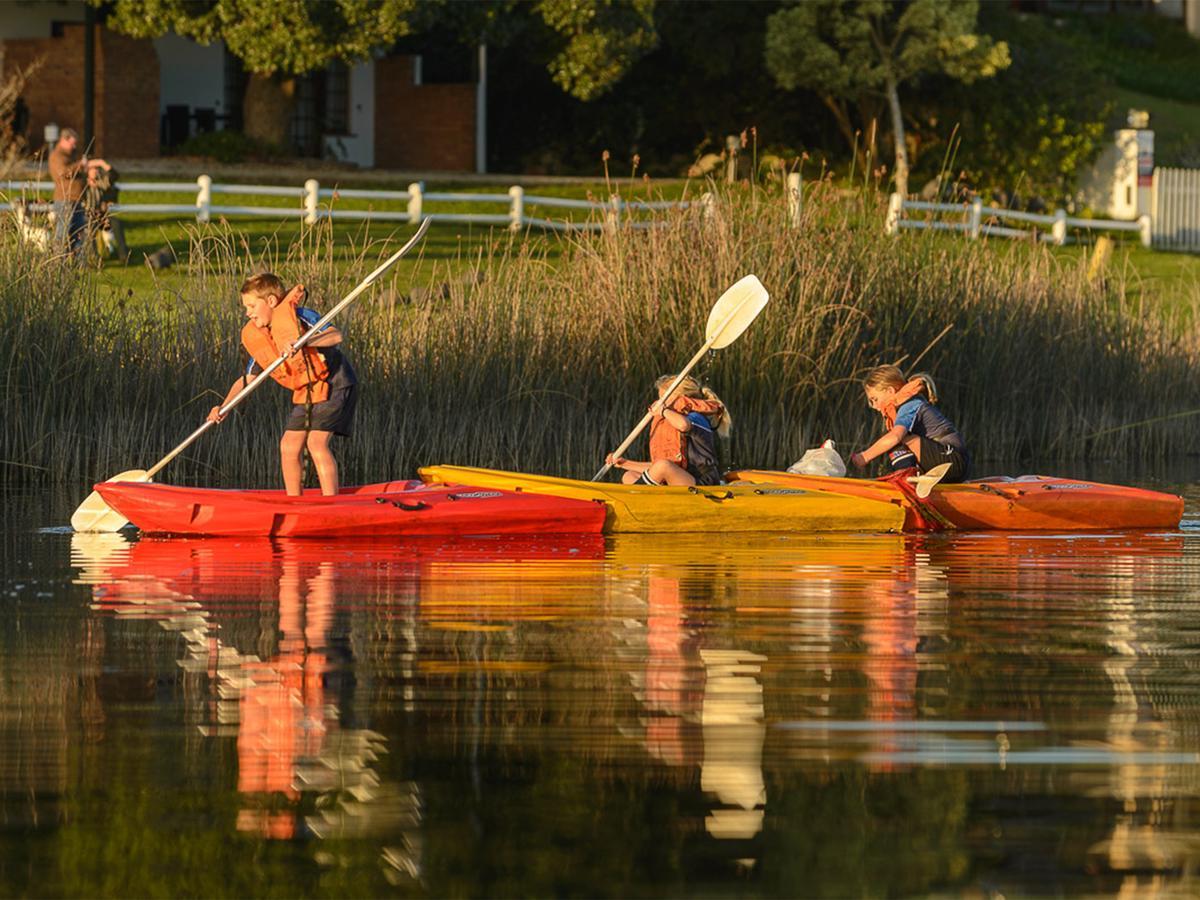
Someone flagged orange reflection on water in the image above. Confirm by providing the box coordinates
[69,527,1198,891]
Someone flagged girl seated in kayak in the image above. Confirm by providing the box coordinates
[607,375,730,486]
[849,365,969,483]
[207,273,358,497]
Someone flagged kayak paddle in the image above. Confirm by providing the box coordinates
[592,274,770,481]
[71,218,432,533]
[908,462,952,499]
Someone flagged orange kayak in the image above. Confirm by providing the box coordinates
[727,470,1184,532]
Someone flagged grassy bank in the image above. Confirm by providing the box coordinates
[4,180,1199,489]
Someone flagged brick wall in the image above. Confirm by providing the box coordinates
[95,28,160,158]
[374,56,475,171]
[3,24,159,158]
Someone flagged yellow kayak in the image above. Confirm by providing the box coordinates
[418,465,905,534]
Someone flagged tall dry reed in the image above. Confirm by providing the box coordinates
[3,183,1198,490]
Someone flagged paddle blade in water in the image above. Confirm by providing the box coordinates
[70,469,151,533]
[705,274,769,350]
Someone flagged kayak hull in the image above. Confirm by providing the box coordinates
[417,465,905,533]
[728,470,1184,532]
[93,480,607,537]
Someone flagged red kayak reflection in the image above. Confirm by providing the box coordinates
[73,531,606,849]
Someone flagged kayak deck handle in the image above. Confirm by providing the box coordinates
[688,487,734,502]
[375,497,429,511]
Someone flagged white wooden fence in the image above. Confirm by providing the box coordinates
[0,172,805,232]
[885,193,1151,247]
[1152,167,1200,252]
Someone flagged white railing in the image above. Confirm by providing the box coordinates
[0,176,699,233]
[0,172,804,232]
[1152,167,1200,252]
[884,193,1152,247]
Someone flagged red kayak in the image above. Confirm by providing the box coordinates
[93,479,607,537]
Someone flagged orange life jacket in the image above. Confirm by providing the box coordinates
[240,286,331,405]
[880,379,927,430]
[649,396,724,467]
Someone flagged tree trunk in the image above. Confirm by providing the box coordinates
[819,93,871,176]
[885,74,909,198]
[243,72,296,150]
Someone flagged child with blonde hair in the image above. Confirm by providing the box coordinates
[207,273,358,496]
[607,375,730,486]
[849,364,969,482]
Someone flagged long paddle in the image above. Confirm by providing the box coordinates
[71,218,432,533]
[591,274,770,481]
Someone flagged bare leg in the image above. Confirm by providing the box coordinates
[621,470,640,484]
[647,459,695,486]
[280,431,308,496]
[305,430,340,496]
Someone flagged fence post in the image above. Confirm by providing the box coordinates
[196,174,211,224]
[786,172,802,228]
[303,178,319,225]
[969,198,982,239]
[699,192,714,222]
[605,194,622,232]
[508,185,524,231]
[1137,213,1152,248]
[1052,209,1067,246]
[884,192,903,235]
[407,182,423,225]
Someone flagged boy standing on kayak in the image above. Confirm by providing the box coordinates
[607,375,729,486]
[849,365,969,483]
[207,274,358,496]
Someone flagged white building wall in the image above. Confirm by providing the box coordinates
[153,34,227,130]
[322,59,374,168]
[1079,129,1155,220]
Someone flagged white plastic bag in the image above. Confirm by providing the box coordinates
[787,439,847,477]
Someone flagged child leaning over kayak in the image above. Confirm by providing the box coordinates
[207,273,358,496]
[607,375,730,486]
[849,365,969,483]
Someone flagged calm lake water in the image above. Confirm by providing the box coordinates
[5,465,1200,898]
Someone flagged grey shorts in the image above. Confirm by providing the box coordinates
[285,384,358,436]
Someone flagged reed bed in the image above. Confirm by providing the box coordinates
[3,182,1198,489]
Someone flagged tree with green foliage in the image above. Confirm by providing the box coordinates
[764,0,1009,196]
[535,0,657,101]
[100,0,659,152]
[910,9,1113,204]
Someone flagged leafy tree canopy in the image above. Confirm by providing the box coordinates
[99,0,417,76]
[101,0,658,102]
[764,0,1009,194]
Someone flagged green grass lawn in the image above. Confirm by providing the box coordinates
[12,176,1200,326]
[38,176,698,301]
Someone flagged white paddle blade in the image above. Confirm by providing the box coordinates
[70,469,151,533]
[705,274,770,350]
[909,462,952,500]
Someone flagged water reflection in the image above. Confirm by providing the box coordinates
[19,526,1197,896]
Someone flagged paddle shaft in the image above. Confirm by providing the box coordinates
[144,218,430,481]
[591,340,714,481]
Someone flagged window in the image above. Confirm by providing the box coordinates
[324,61,350,135]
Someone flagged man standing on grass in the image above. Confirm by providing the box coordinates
[48,127,106,259]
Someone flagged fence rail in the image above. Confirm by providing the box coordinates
[1153,167,1200,252]
[885,193,1152,247]
[0,172,805,233]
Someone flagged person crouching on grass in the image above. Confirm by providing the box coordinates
[606,375,730,486]
[849,364,969,483]
[207,273,358,496]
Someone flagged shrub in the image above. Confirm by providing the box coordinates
[173,129,287,164]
